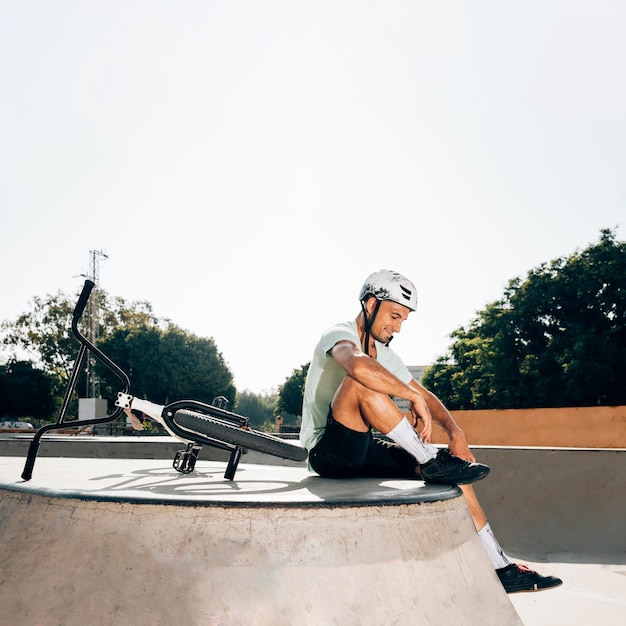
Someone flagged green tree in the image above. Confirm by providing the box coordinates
[96,324,235,405]
[1,292,78,391]
[1,288,235,412]
[0,360,56,420]
[1,289,160,392]
[234,390,278,430]
[423,229,626,409]
[277,363,309,420]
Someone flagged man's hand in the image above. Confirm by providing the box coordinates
[123,406,144,431]
[410,392,433,442]
[409,379,474,459]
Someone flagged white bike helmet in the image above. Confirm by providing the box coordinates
[359,270,418,354]
[359,270,418,311]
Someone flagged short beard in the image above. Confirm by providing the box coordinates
[372,331,393,347]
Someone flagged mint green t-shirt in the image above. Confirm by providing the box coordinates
[299,319,412,451]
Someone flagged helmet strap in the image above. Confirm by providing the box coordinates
[361,298,381,356]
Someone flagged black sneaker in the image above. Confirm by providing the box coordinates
[420,448,490,485]
[497,563,563,593]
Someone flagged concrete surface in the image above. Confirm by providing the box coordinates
[505,558,626,626]
[0,456,521,626]
[1,438,625,625]
[4,436,623,556]
[472,447,626,559]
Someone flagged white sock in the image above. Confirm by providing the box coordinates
[478,522,511,570]
[386,417,438,464]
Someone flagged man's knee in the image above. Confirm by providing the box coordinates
[332,376,371,409]
[330,377,372,430]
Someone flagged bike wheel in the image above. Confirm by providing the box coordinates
[172,409,308,462]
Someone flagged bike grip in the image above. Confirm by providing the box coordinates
[73,280,96,319]
[21,440,40,481]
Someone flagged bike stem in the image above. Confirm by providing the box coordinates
[115,393,165,423]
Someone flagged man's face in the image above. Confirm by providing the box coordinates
[367,299,411,344]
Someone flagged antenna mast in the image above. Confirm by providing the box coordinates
[85,249,108,398]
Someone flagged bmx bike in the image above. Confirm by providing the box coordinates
[21,280,307,482]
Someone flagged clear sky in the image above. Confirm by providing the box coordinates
[1,1,624,394]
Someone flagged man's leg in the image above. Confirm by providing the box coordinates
[460,485,563,593]
[331,377,490,485]
[460,485,488,532]
[330,375,407,433]
[461,485,509,568]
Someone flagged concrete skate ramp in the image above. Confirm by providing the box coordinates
[0,457,521,625]
[473,447,626,560]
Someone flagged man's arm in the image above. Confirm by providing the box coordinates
[409,379,475,462]
[330,340,433,440]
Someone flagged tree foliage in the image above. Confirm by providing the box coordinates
[1,292,79,385]
[1,290,158,385]
[423,229,626,409]
[0,360,56,420]
[1,287,235,413]
[277,363,309,419]
[234,390,278,430]
[97,324,235,406]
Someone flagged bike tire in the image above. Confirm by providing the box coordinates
[172,409,308,462]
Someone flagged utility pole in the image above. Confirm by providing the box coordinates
[85,249,108,398]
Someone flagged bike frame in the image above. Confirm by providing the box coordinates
[21,280,264,481]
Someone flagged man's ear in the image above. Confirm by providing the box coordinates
[364,296,379,316]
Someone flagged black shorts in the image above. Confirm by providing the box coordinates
[308,410,418,479]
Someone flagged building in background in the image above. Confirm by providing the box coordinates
[393,365,427,412]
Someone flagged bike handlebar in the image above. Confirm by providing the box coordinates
[21,439,40,481]
[73,280,95,319]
